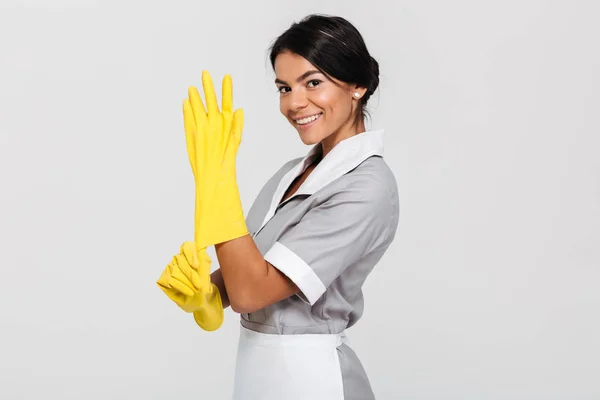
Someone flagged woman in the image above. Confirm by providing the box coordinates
[158,14,399,400]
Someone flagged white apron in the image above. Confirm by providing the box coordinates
[232,325,347,400]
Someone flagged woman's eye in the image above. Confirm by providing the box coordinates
[277,86,290,94]
[307,79,321,88]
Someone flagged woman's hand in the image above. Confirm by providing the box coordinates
[156,241,224,331]
[184,70,248,249]
[156,70,246,330]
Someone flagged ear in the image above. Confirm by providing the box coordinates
[351,85,368,100]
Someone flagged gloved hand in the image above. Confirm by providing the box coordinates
[157,241,224,331]
[184,70,247,250]
[157,71,245,331]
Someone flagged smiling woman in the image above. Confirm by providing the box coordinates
[270,15,380,155]
[224,15,397,400]
[157,13,399,400]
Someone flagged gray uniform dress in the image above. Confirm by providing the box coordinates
[241,129,399,399]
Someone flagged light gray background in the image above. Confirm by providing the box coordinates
[1,0,598,399]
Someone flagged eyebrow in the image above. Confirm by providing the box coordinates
[275,70,322,85]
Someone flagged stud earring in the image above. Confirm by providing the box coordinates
[354,92,361,99]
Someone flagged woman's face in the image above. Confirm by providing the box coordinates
[274,51,366,148]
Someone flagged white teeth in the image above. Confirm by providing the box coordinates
[295,113,322,125]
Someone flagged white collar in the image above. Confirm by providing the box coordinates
[295,129,384,196]
[256,129,385,233]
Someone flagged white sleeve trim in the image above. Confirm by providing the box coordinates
[264,241,327,306]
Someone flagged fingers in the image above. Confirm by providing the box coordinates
[183,99,197,178]
[157,245,214,310]
[180,241,212,290]
[186,71,239,158]
[156,264,174,290]
[202,70,220,117]
[188,86,210,177]
[188,86,208,128]
[222,74,233,115]
[157,255,196,296]
[180,242,205,290]
[183,242,212,290]
[157,266,189,307]
[167,275,195,297]
[171,254,196,288]
[231,108,245,148]
[157,284,188,308]
[180,241,200,267]
[221,76,234,147]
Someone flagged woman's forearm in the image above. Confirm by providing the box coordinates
[215,235,299,314]
[214,235,269,313]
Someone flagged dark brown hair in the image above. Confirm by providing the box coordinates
[269,14,379,124]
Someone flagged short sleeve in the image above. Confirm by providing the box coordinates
[263,175,398,305]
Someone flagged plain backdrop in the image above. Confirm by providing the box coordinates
[1,0,599,399]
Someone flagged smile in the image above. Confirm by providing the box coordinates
[294,113,322,125]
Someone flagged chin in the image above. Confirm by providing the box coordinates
[296,129,326,146]
[292,121,329,145]
[298,134,321,145]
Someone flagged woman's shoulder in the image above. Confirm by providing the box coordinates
[315,155,399,222]
[340,155,398,198]
[354,155,396,179]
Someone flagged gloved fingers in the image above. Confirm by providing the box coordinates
[167,274,196,297]
[194,247,212,283]
[222,113,233,149]
[180,241,200,268]
[198,247,211,264]
[188,85,208,129]
[231,108,244,148]
[157,258,184,289]
[170,255,196,290]
[183,99,197,178]
[221,74,236,151]
[174,253,202,290]
[157,284,188,308]
[202,70,220,118]
[156,263,173,289]
[222,74,233,115]
[157,264,189,308]
[181,242,211,290]
[186,267,203,292]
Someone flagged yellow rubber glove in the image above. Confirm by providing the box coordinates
[157,71,244,332]
[156,241,224,331]
[183,70,247,250]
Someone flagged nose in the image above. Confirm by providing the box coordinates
[288,89,309,112]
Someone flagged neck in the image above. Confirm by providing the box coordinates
[320,118,366,157]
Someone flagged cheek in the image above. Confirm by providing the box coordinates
[279,97,288,116]
[313,90,351,118]
[312,90,336,110]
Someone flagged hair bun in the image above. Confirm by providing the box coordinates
[368,56,380,95]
